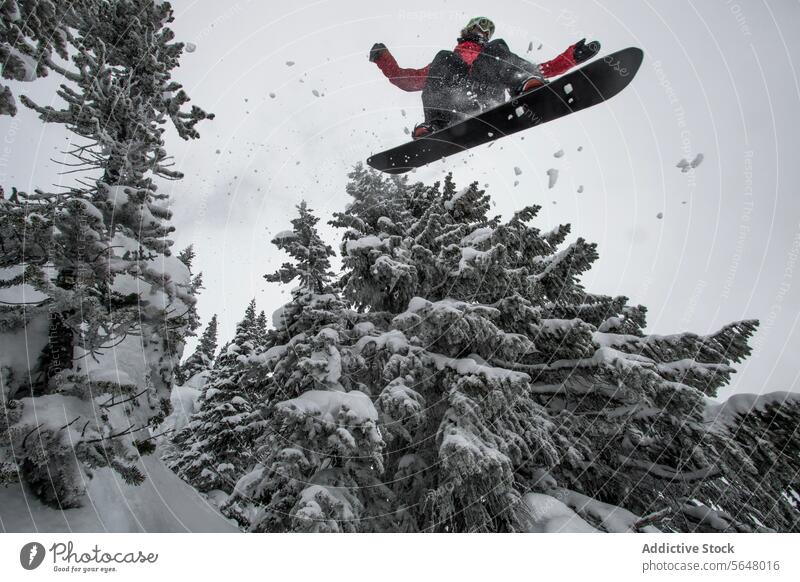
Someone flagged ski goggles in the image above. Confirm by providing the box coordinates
[464,17,495,39]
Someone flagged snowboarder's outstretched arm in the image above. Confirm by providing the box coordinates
[369,43,430,92]
[540,38,601,78]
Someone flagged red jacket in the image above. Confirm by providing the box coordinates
[375,41,580,92]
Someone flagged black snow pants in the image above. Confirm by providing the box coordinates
[421,39,542,127]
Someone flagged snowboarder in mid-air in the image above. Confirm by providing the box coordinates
[369,17,600,138]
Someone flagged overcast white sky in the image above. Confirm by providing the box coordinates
[2,0,799,399]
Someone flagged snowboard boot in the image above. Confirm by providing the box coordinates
[412,120,444,139]
[513,75,547,97]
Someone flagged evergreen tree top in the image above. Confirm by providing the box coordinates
[20,0,213,189]
[198,314,219,355]
[237,299,258,338]
[256,310,268,340]
[179,313,219,382]
[205,301,260,372]
[177,245,196,268]
[264,201,335,294]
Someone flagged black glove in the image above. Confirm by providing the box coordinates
[573,38,601,63]
[369,42,388,63]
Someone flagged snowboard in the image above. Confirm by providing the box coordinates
[367,47,644,174]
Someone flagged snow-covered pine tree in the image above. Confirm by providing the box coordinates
[265,200,336,294]
[223,202,390,532]
[0,0,212,508]
[21,0,212,183]
[171,245,204,386]
[12,0,212,384]
[18,0,212,382]
[319,165,783,532]
[0,184,151,508]
[180,314,219,384]
[697,392,800,532]
[255,310,268,351]
[167,301,263,494]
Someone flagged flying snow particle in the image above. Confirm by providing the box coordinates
[537,43,543,50]
[546,168,559,189]
[553,149,564,158]
[286,61,295,66]
[527,41,533,53]
[577,146,583,152]
[656,212,664,219]
[514,166,522,176]
[312,89,320,97]
[215,149,221,154]
[269,92,276,98]
[514,180,519,187]
[577,185,584,193]
[401,109,406,117]
[404,127,410,135]
[185,42,197,53]
[676,154,704,173]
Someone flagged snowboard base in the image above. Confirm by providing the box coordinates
[367,47,644,174]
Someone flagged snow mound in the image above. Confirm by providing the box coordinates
[278,390,378,424]
[521,493,598,532]
[429,352,529,382]
[344,235,385,255]
[681,502,735,531]
[162,379,204,434]
[705,391,800,429]
[0,450,237,532]
[443,187,471,211]
[354,329,410,354]
[553,488,652,532]
[272,230,297,241]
